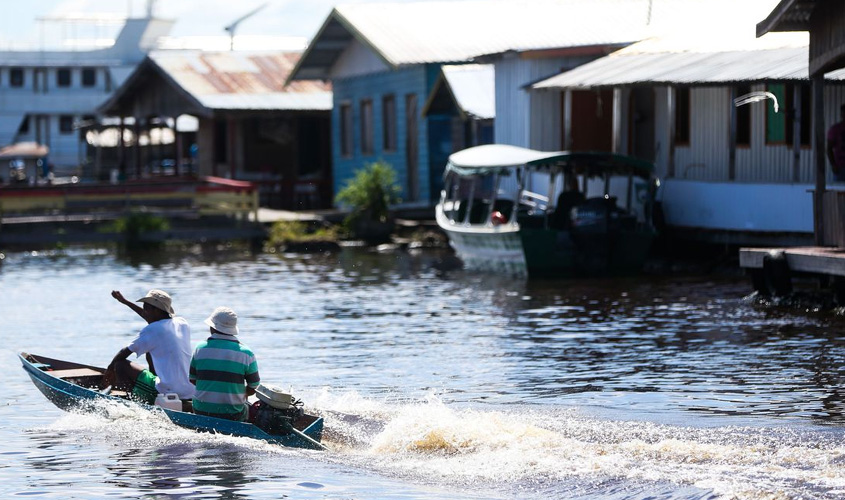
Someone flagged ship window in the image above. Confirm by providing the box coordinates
[82,68,96,87]
[17,116,29,135]
[10,68,23,87]
[57,68,71,87]
[59,115,74,134]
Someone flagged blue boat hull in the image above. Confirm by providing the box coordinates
[19,352,325,451]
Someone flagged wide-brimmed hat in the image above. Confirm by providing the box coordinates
[204,306,239,335]
[136,289,174,315]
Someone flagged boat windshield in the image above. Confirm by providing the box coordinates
[441,169,518,226]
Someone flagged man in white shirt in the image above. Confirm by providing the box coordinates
[104,289,195,407]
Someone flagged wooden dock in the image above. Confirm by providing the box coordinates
[740,246,845,301]
[740,246,845,277]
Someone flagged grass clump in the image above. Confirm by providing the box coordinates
[265,220,340,252]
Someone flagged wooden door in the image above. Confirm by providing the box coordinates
[566,90,613,152]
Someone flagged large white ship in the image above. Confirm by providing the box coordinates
[0,6,172,178]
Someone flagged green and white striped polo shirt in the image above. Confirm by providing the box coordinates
[189,334,260,416]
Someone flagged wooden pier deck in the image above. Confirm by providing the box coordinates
[740,246,845,277]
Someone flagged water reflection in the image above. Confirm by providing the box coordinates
[8,245,845,499]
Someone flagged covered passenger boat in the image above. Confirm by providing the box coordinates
[19,352,326,451]
[435,144,658,277]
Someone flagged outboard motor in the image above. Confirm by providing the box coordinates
[252,384,304,435]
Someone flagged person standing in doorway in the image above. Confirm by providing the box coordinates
[827,104,845,182]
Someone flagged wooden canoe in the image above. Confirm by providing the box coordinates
[19,352,326,451]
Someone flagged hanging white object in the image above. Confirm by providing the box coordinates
[734,91,779,113]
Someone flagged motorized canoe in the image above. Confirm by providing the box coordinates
[19,352,326,451]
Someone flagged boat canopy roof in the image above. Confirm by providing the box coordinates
[446,144,654,178]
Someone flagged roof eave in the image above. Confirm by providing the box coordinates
[286,8,397,85]
[757,0,806,37]
[97,56,212,118]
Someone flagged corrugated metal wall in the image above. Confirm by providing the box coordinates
[494,54,596,149]
[648,83,845,185]
[674,87,730,182]
[331,66,432,203]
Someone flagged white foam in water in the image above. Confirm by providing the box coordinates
[32,390,845,499]
[308,389,845,499]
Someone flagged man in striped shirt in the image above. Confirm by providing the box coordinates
[189,307,260,421]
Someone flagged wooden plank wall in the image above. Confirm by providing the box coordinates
[809,1,845,75]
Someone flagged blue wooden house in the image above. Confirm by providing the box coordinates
[288,0,687,206]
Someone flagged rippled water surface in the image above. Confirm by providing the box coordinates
[3,245,845,499]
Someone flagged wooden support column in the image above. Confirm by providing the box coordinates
[134,119,142,179]
[118,117,126,181]
[729,86,737,181]
[792,84,802,183]
[563,90,573,150]
[667,86,676,178]
[174,117,182,177]
[228,117,236,179]
[812,74,826,246]
[612,88,622,154]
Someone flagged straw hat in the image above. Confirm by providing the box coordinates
[205,306,239,335]
[136,289,174,315]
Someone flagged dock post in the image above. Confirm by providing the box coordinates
[812,74,826,246]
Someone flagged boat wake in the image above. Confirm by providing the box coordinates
[30,390,845,499]
[308,389,845,500]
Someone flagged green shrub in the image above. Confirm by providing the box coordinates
[335,161,402,226]
[105,212,170,243]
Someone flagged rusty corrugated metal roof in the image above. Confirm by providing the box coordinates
[149,50,332,111]
[532,31,845,90]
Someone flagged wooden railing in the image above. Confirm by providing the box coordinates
[0,176,258,222]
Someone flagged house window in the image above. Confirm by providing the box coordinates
[736,85,752,147]
[82,68,96,87]
[340,103,353,157]
[382,94,396,152]
[360,99,374,156]
[766,83,810,147]
[59,115,74,134]
[766,83,788,144]
[674,87,690,145]
[10,67,23,87]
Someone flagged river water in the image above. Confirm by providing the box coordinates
[2,245,845,499]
